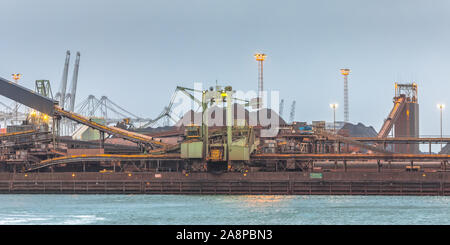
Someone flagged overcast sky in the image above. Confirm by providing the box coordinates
[1,0,450,140]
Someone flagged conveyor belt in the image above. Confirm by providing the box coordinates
[252,153,450,161]
[28,152,450,172]
[0,130,52,145]
[0,76,168,149]
[26,153,181,171]
[0,130,36,139]
[349,137,450,144]
[378,96,406,138]
[317,130,393,154]
[54,106,168,148]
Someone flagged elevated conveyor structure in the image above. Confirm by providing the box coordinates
[26,152,450,172]
[0,130,36,139]
[0,76,57,115]
[56,106,168,149]
[252,153,450,161]
[0,76,168,150]
[377,95,406,138]
[26,153,181,171]
[317,130,393,154]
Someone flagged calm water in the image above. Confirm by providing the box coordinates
[0,195,449,225]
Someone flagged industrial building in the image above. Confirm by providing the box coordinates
[1,53,450,195]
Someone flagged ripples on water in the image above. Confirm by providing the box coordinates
[0,195,449,225]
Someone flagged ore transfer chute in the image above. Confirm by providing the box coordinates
[377,83,419,153]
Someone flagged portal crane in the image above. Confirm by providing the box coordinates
[68,52,80,112]
[58,51,70,109]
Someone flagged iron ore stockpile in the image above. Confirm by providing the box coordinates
[1,73,450,195]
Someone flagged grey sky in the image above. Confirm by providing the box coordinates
[1,0,449,139]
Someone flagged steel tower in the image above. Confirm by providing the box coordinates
[340,68,350,122]
[254,53,267,108]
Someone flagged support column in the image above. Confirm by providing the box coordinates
[344,160,347,172]
[100,131,105,149]
[56,118,61,138]
[202,92,208,161]
[52,117,56,149]
[226,90,233,169]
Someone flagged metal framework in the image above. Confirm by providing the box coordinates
[395,82,418,102]
[35,80,53,99]
[340,69,350,122]
[75,95,145,125]
[255,53,266,108]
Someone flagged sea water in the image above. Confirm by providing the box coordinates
[0,195,449,225]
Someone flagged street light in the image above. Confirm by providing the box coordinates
[11,73,22,124]
[330,103,338,133]
[254,53,267,108]
[437,104,445,152]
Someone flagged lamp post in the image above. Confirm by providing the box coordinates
[254,53,267,108]
[340,69,350,122]
[437,104,445,152]
[11,73,22,124]
[330,103,338,134]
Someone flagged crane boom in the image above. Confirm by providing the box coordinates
[176,86,202,106]
[69,52,80,112]
[59,50,71,109]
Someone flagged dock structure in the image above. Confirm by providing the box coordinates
[2,172,450,196]
[1,71,450,195]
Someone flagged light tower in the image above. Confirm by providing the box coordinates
[340,68,350,122]
[11,73,22,124]
[254,53,267,108]
[12,73,22,82]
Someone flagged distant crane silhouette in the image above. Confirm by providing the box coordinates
[279,99,284,118]
[289,100,296,122]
